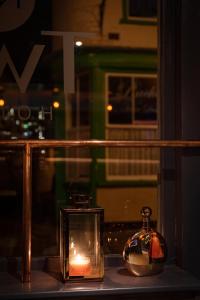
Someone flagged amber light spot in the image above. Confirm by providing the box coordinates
[151,233,164,258]
[53,87,60,93]
[0,98,5,106]
[107,104,112,111]
[53,101,60,109]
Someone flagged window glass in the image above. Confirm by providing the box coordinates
[108,76,132,124]
[134,77,157,121]
[0,0,158,266]
[107,74,157,125]
[0,148,23,258]
[71,73,90,127]
[128,0,157,18]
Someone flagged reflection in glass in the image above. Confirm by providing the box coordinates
[0,0,159,264]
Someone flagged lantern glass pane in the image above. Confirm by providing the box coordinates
[68,213,103,278]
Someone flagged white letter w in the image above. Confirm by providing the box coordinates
[0,44,45,93]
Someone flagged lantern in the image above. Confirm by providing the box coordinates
[60,201,104,281]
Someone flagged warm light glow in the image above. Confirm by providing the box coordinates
[107,104,112,111]
[53,87,60,93]
[69,254,91,276]
[75,41,83,47]
[53,101,60,109]
[70,254,90,266]
[0,99,5,106]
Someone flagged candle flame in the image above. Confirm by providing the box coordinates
[71,254,90,266]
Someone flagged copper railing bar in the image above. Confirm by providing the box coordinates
[22,143,32,283]
[1,139,200,148]
[0,141,26,146]
[28,140,200,148]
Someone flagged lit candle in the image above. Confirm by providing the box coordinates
[69,254,91,276]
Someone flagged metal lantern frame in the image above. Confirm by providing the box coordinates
[60,207,104,282]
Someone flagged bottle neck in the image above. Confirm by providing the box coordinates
[142,216,150,231]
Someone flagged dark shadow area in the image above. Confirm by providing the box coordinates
[117,267,133,277]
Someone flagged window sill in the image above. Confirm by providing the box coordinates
[0,263,200,299]
[119,18,157,26]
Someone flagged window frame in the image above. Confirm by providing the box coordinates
[120,0,157,26]
[105,72,158,128]
[104,72,159,183]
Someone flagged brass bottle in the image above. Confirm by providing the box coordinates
[123,207,167,276]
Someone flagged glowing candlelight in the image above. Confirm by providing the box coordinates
[69,254,91,276]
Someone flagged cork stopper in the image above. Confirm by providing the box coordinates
[140,206,152,218]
